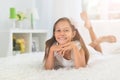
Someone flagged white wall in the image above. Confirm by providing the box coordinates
[35,0,54,39]
[52,0,82,21]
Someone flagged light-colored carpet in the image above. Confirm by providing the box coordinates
[0,52,120,80]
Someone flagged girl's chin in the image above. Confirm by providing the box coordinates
[58,43,65,45]
[58,42,66,45]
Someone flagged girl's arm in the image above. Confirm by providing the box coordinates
[62,42,86,68]
[44,48,55,70]
[72,44,86,68]
[44,44,62,70]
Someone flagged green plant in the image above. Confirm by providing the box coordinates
[16,11,26,21]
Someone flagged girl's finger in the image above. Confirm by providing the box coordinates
[57,50,63,55]
[62,50,66,56]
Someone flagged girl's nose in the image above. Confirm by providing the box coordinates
[60,31,65,35]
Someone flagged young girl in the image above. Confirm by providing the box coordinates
[80,11,116,53]
[44,17,89,70]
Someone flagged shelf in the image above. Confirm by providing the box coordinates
[10,29,47,33]
[8,29,47,56]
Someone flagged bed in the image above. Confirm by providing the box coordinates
[0,43,120,80]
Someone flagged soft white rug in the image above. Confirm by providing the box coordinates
[0,52,120,80]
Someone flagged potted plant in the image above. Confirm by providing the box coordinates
[15,11,26,29]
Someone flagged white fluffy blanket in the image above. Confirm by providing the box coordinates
[0,52,120,80]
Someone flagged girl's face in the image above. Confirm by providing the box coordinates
[54,20,76,45]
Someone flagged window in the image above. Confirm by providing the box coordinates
[82,0,120,20]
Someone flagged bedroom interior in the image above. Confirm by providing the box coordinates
[0,0,120,80]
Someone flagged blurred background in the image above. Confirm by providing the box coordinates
[0,0,120,57]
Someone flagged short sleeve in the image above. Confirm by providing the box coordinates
[73,40,81,50]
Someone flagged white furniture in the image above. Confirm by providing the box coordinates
[8,29,47,56]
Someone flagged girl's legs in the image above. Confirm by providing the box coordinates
[89,35,116,53]
[80,11,116,53]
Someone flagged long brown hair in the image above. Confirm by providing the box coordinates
[44,17,89,64]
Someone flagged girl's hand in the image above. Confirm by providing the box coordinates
[50,44,64,56]
[50,41,78,56]
[60,41,76,56]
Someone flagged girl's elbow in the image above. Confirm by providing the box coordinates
[75,66,81,69]
[45,67,53,70]
[44,65,54,70]
[75,65,85,69]
[74,63,86,69]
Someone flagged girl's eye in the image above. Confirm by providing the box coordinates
[55,29,70,32]
[55,30,61,32]
[64,29,69,32]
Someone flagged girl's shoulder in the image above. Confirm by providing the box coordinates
[73,40,81,49]
[73,40,81,45]
[53,41,58,46]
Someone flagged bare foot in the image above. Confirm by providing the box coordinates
[99,35,117,43]
[80,11,88,21]
[80,11,91,29]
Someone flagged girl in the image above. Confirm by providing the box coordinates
[44,17,89,70]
